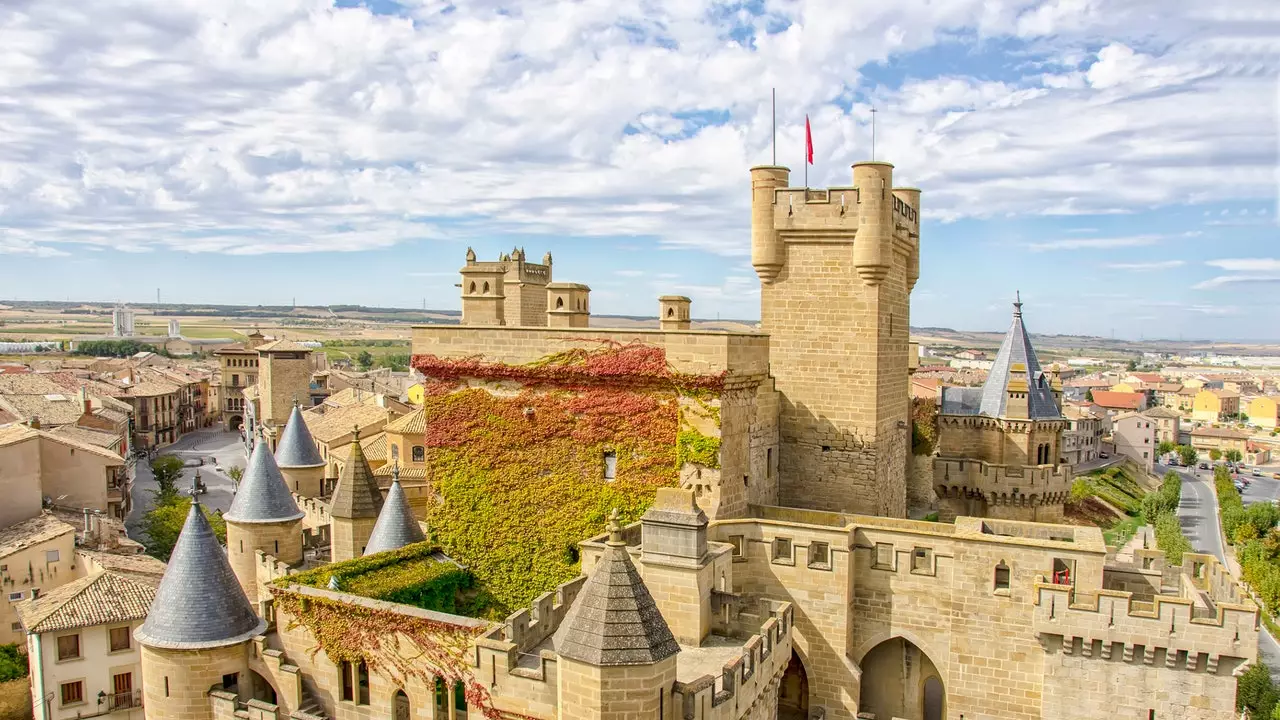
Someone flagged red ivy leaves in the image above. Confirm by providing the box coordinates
[411,340,725,392]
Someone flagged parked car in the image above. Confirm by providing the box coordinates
[1253,469,1263,477]
[1099,453,1109,459]
[1199,462,1210,470]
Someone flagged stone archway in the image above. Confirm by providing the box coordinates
[778,650,809,720]
[248,670,277,706]
[228,414,244,432]
[858,637,945,720]
[393,689,410,720]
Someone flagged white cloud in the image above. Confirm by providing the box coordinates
[0,0,1274,258]
[1193,257,1280,289]
[1205,258,1280,272]
[1027,235,1163,251]
[614,269,646,277]
[1103,260,1185,270]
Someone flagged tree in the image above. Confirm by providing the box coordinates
[1156,441,1175,457]
[1237,662,1279,719]
[1085,389,1094,402]
[1225,449,1243,464]
[227,465,243,483]
[1127,359,1138,372]
[150,455,185,502]
[0,643,27,682]
[1209,448,1222,462]
[140,498,227,562]
[356,350,374,370]
[1177,445,1199,467]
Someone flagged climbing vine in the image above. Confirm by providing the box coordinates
[408,341,724,614]
[270,588,523,720]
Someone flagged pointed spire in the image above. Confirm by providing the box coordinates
[135,502,266,649]
[552,511,679,666]
[975,295,1061,420]
[329,429,383,519]
[226,438,304,524]
[363,472,426,556]
[275,404,325,468]
[1013,290,1023,318]
[465,247,476,263]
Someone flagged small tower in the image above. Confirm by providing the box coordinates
[136,498,267,720]
[275,402,326,497]
[363,468,426,556]
[546,283,591,328]
[225,434,305,604]
[639,488,712,644]
[658,296,692,331]
[329,427,384,561]
[553,510,680,720]
[459,248,507,326]
[255,340,313,449]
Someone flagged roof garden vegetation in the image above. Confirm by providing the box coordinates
[281,542,497,619]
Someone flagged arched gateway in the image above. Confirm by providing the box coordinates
[858,637,945,720]
[778,650,809,719]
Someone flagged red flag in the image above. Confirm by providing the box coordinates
[805,115,814,165]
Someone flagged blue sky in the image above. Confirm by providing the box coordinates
[0,1,1276,340]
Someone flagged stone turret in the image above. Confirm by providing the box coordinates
[553,510,679,720]
[136,497,267,720]
[329,427,384,561]
[658,295,692,331]
[274,403,326,497]
[639,488,712,644]
[546,282,591,328]
[225,434,305,604]
[363,469,426,556]
[460,258,506,326]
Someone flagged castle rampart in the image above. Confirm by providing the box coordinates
[933,457,1073,522]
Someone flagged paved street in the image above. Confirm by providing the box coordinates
[125,429,249,537]
[1161,461,1280,679]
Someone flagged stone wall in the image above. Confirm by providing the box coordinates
[140,643,250,720]
[226,519,302,604]
[259,352,312,429]
[906,454,935,510]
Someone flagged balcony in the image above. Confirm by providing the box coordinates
[103,689,142,712]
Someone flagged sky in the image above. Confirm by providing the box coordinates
[0,1,1277,341]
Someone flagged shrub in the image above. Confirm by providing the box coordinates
[1210,449,1222,462]
[1140,472,1181,524]
[1153,512,1192,566]
[1069,478,1094,504]
[1238,662,1279,719]
[0,644,26,682]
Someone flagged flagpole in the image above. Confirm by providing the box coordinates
[870,106,877,161]
[771,88,776,166]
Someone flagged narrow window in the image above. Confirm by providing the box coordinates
[556,297,564,309]
[766,448,774,478]
[808,542,830,568]
[357,661,370,705]
[729,535,745,557]
[274,540,279,554]
[772,537,793,563]
[340,661,353,702]
[912,547,932,573]
[468,282,476,294]
[453,680,466,712]
[482,281,490,294]
[412,446,425,463]
[603,451,617,480]
[164,677,169,697]
[221,673,238,694]
[994,561,1011,591]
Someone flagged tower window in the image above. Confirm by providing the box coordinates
[469,282,476,294]
[412,446,425,463]
[808,542,830,568]
[994,561,1011,592]
[556,297,564,309]
[772,537,793,564]
[873,542,894,570]
[482,281,490,294]
[603,451,617,480]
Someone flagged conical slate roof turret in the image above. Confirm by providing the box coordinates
[363,470,427,556]
[135,498,266,649]
[330,427,383,520]
[275,403,325,468]
[975,293,1062,420]
[226,435,304,524]
[553,510,679,666]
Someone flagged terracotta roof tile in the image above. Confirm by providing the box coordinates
[16,571,155,634]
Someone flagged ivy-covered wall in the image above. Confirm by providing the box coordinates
[410,342,724,616]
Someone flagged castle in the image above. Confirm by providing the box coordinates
[130,158,1259,720]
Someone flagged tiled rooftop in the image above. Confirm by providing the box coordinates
[16,570,155,634]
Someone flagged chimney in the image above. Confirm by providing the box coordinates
[28,416,40,430]
[658,296,692,331]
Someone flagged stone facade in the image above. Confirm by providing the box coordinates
[140,644,249,720]
[225,519,303,604]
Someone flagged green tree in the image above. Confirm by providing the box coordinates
[150,455,185,502]
[1237,662,1279,719]
[1085,389,1094,402]
[140,499,227,562]
[1226,449,1243,463]
[375,353,411,372]
[1177,445,1199,466]
[1126,359,1138,372]
[1156,440,1175,457]
[227,465,243,483]
[356,350,374,370]
[0,643,27,681]
[1210,448,1222,462]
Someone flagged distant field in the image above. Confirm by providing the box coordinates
[177,324,248,341]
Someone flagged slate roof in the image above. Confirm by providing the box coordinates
[329,431,384,520]
[225,439,304,524]
[134,501,266,650]
[16,570,155,634]
[363,477,426,556]
[941,297,1061,420]
[274,405,325,468]
[552,514,679,667]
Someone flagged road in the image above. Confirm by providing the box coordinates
[125,429,249,537]
[1161,461,1280,678]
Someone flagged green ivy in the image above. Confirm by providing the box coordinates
[284,542,487,616]
[677,430,721,468]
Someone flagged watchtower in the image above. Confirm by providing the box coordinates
[546,283,591,328]
[460,248,506,326]
[750,161,922,517]
[255,339,312,447]
[658,296,692,331]
[502,247,553,326]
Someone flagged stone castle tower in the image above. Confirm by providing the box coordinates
[751,162,921,517]
[135,499,266,720]
[459,246,555,326]
[328,428,384,561]
[254,339,313,450]
[224,434,305,605]
[274,403,327,497]
[934,296,1072,521]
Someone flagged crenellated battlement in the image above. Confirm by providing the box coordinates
[1032,561,1258,672]
[672,602,795,720]
[934,457,1073,507]
[292,492,330,531]
[475,575,588,681]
